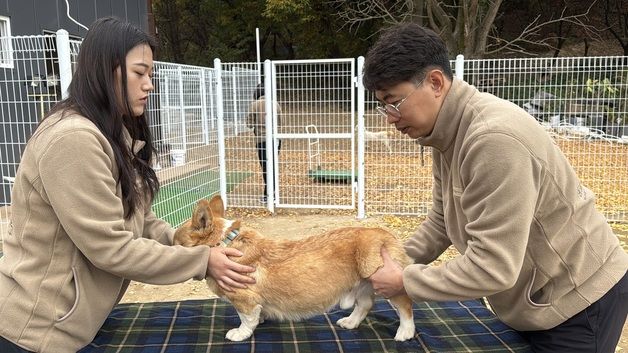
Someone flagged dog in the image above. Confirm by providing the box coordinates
[365,129,394,153]
[174,195,415,342]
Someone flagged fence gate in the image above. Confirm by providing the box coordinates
[270,59,356,209]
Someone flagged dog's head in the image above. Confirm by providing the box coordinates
[173,195,241,247]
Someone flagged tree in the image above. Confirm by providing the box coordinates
[152,0,185,63]
[262,0,378,59]
[331,0,599,58]
[603,0,628,55]
[496,0,601,57]
[332,0,502,57]
[153,0,272,64]
[153,0,373,64]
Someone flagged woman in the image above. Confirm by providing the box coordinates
[0,17,255,353]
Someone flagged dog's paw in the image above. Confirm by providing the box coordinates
[337,316,361,330]
[394,326,415,341]
[225,327,253,341]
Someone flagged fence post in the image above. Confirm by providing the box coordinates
[163,75,171,137]
[214,58,228,205]
[207,70,216,130]
[55,29,72,99]
[177,66,187,150]
[200,69,209,145]
[264,59,275,213]
[455,54,465,80]
[231,69,238,135]
[356,56,366,219]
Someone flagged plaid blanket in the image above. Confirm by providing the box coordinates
[79,298,531,353]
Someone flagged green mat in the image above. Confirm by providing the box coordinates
[152,169,251,226]
[308,169,356,183]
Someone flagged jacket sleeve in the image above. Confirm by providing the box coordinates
[246,100,256,128]
[404,151,451,264]
[403,133,538,302]
[143,206,176,245]
[38,129,209,284]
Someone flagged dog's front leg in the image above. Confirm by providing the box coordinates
[226,304,262,341]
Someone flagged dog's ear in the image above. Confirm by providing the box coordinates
[191,199,212,230]
[208,194,225,217]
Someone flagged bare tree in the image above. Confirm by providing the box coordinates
[334,0,420,32]
[487,1,600,57]
[331,0,600,58]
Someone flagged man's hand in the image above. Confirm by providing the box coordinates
[207,247,256,292]
[369,247,406,298]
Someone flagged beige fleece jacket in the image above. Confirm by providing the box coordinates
[0,112,210,352]
[403,79,628,331]
[246,95,281,144]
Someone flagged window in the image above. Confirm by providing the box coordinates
[0,16,13,69]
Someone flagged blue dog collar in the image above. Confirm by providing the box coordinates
[221,229,240,247]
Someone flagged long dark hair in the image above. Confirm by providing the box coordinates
[42,17,159,219]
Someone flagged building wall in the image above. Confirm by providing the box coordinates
[0,0,148,37]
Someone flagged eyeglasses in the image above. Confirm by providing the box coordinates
[375,77,425,119]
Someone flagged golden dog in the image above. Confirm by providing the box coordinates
[174,195,415,342]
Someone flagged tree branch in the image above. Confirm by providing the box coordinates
[485,2,601,56]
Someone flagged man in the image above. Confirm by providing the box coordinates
[365,23,627,352]
[246,83,282,203]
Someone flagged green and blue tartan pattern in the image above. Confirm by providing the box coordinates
[78,298,531,353]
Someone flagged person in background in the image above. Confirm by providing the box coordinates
[247,83,282,203]
[365,23,627,353]
[0,17,255,353]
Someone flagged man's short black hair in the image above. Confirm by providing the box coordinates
[363,23,454,91]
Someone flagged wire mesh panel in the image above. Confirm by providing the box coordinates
[363,89,433,215]
[272,59,355,209]
[219,62,263,208]
[0,35,65,238]
[148,62,221,227]
[464,56,628,221]
[358,59,461,216]
[69,39,81,73]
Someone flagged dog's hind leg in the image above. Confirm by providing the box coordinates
[388,294,415,341]
[337,282,374,329]
[339,283,360,309]
[225,304,262,341]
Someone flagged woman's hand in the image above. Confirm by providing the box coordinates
[369,247,406,298]
[207,247,256,292]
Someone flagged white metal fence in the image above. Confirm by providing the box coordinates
[0,31,626,241]
[362,56,628,221]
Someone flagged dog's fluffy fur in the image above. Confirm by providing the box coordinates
[174,196,415,342]
[365,130,394,153]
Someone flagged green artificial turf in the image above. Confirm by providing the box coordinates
[152,169,251,226]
